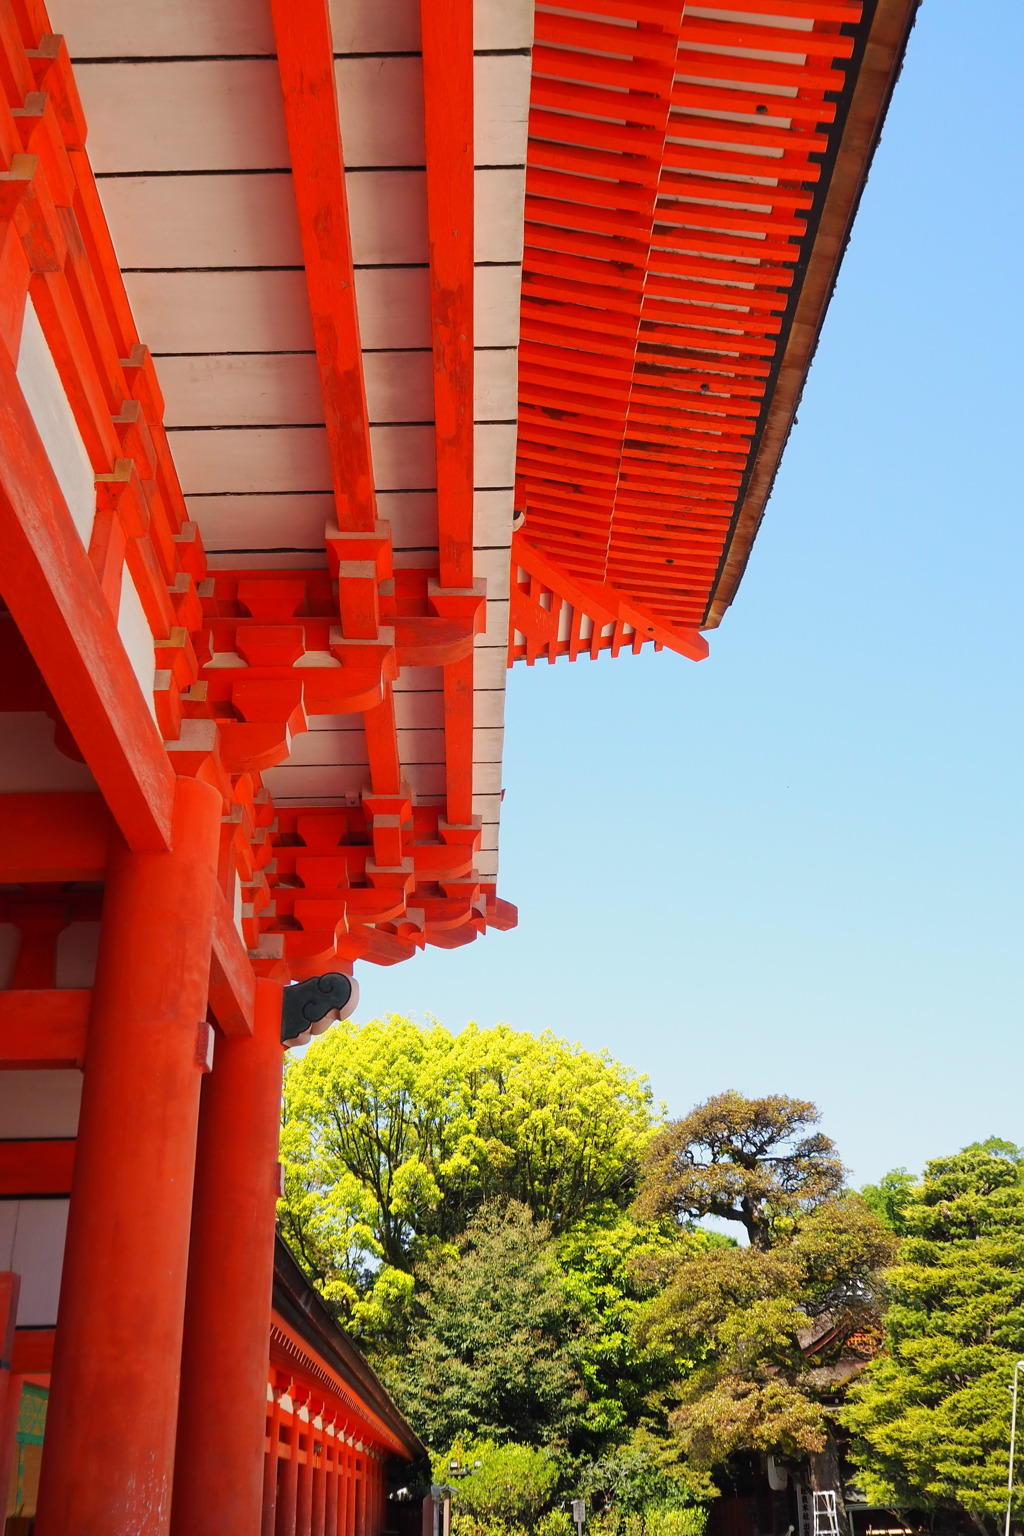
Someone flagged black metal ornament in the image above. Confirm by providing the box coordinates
[280,972,357,1046]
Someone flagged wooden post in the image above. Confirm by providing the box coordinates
[263,1380,286,1536]
[312,1422,328,1536]
[296,1405,316,1536]
[324,1432,339,1536]
[34,777,222,1536]
[277,1395,302,1536]
[171,978,284,1536]
[345,1442,357,1536]
[0,1272,20,1519]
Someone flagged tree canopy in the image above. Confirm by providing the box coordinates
[633,1092,893,1510]
[279,1016,656,1328]
[393,1201,588,1451]
[634,1091,845,1250]
[844,1140,1024,1529]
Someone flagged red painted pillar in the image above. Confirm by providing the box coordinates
[277,1391,305,1536]
[312,1423,328,1536]
[342,1442,354,1535]
[263,1380,286,1536]
[0,1272,20,1519]
[297,1404,316,1536]
[171,977,284,1536]
[35,777,222,1536]
[324,1434,339,1536]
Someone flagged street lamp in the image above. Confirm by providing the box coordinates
[1005,1360,1024,1536]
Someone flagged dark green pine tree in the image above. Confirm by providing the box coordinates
[391,1200,588,1451]
[844,1140,1024,1531]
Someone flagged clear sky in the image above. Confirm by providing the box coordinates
[353,0,1024,1187]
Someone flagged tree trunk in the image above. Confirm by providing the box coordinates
[808,1435,848,1536]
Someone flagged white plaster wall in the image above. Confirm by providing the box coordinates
[117,564,158,722]
[55,922,101,988]
[0,925,19,988]
[15,297,96,547]
[0,1071,82,1137]
[0,712,98,793]
[0,1199,69,1327]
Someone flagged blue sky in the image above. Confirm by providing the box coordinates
[354,0,1024,1187]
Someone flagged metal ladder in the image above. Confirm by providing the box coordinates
[813,1491,841,1536]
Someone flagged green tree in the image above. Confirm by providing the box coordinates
[634,1094,893,1512]
[843,1141,1024,1531]
[279,1016,656,1329]
[558,1207,709,1445]
[577,1425,708,1521]
[635,1091,845,1250]
[439,1440,560,1530]
[860,1169,916,1235]
[392,1201,589,1451]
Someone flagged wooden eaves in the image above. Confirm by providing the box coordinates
[704,0,922,627]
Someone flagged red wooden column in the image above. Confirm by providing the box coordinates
[35,776,222,1536]
[171,977,284,1536]
[277,1392,302,1536]
[312,1422,328,1536]
[296,1403,316,1536]
[263,1381,287,1536]
[324,1432,340,1536]
[367,1459,376,1536]
[0,1273,20,1519]
[344,1441,357,1536]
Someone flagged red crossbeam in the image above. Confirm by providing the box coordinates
[0,989,90,1069]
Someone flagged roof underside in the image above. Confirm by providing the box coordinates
[20,0,914,972]
[510,0,918,665]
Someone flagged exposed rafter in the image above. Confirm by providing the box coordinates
[269,0,376,535]
[420,0,475,592]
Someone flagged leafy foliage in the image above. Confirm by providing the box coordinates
[634,1092,892,1484]
[439,1440,560,1529]
[577,1427,710,1517]
[844,1141,1024,1527]
[557,1208,701,1444]
[859,1169,916,1235]
[635,1092,845,1250]
[637,1196,894,1469]
[392,1201,589,1451]
[279,1016,656,1331]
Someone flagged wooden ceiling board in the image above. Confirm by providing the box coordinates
[475,168,528,263]
[158,354,323,430]
[94,173,304,269]
[123,272,316,356]
[393,693,445,731]
[345,172,430,265]
[184,494,337,555]
[45,0,276,57]
[352,269,433,349]
[69,61,290,173]
[476,267,526,348]
[476,0,536,50]
[329,0,421,53]
[167,427,331,495]
[475,425,519,489]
